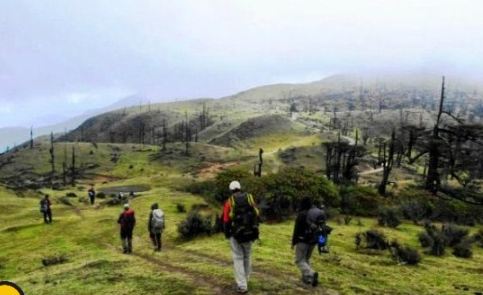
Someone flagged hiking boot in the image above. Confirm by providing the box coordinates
[312,272,319,287]
[235,286,248,294]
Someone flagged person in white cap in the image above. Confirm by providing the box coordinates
[117,203,136,253]
[222,180,259,294]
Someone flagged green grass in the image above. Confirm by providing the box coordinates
[1,183,482,295]
[0,107,482,294]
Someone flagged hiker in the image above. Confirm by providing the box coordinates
[88,186,96,205]
[40,194,52,224]
[148,203,165,251]
[222,180,260,294]
[291,197,327,287]
[117,203,136,254]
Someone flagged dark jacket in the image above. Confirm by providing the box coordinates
[118,209,136,231]
[292,210,310,246]
[40,198,51,211]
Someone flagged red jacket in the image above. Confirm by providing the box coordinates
[222,200,232,224]
[118,209,136,230]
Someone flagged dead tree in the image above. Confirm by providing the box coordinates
[378,129,396,196]
[325,131,365,183]
[424,78,446,192]
[184,112,191,156]
[162,118,167,152]
[49,132,55,187]
[30,126,34,149]
[254,148,264,177]
[406,76,483,204]
[71,146,76,186]
[62,144,67,186]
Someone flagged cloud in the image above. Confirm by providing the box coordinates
[0,0,482,128]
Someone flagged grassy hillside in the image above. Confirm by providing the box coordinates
[1,74,483,294]
[0,183,482,295]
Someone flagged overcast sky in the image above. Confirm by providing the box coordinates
[1,0,483,128]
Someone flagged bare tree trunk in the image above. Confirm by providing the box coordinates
[379,130,396,196]
[71,146,76,186]
[425,76,445,193]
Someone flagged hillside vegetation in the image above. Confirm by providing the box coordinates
[1,74,483,294]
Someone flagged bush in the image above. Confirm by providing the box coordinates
[97,192,106,199]
[473,228,483,248]
[177,211,213,239]
[66,192,77,198]
[452,240,473,258]
[197,167,339,221]
[42,255,68,267]
[396,186,483,225]
[355,229,388,250]
[389,241,421,265]
[340,185,385,216]
[377,207,402,228]
[418,231,433,248]
[176,203,186,213]
[399,200,431,223]
[442,223,469,247]
[420,223,446,256]
[343,215,352,225]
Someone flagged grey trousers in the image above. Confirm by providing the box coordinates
[230,237,253,290]
[295,242,315,283]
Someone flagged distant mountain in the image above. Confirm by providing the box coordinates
[58,73,483,146]
[0,95,148,151]
[4,73,483,151]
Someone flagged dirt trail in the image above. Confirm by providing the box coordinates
[105,243,230,295]
[197,162,239,179]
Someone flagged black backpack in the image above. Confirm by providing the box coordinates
[305,207,330,243]
[230,193,259,243]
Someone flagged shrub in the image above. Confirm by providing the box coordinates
[355,229,388,250]
[420,223,446,256]
[442,223,469,247]
[389,241,421,265]
[399,200,430,223]
[452,240,473,258]
[177,211,213,239]
[176,203,186,213]
[42,255,68,267]
[377,207,402,228]
[418,231,433,248]
[205,167,339,221]
[473,228,483,248]
[97,192,106,199]
[344,215,352,225]
[185,180,216,199]
[66,192,77,198]
[340,185,384,216]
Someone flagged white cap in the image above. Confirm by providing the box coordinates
[229,181,241,191]
[124,203,130,209]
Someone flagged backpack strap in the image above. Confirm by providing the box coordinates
[228,193,259,220]
[229,195,236,220]
[247,194,259,216]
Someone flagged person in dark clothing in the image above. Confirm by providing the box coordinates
[291,197,325,287]
[88,186,96,205]
[118,203,136,254]
[40,195,52,224]
[148,203,165,251]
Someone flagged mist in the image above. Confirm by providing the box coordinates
[1,0,483,128]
